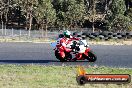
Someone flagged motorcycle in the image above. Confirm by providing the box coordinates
[51,39,97,62]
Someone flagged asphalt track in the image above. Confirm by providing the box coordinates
[0,42,132,68]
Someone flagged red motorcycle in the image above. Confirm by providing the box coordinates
[53,39,97,62]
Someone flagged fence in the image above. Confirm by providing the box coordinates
[0,28,91,39]
[0,28,62,41]
[0,28,132,42]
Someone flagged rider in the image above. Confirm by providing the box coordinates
[56,30,73,60]
[56,30,82,61]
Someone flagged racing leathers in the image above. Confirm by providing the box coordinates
[56,37,72,59]
[56,36,80,60]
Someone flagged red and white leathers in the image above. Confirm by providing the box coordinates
[56,35,80,59]
[56,37,72,59]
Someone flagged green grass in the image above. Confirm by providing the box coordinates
[0,65,131,88]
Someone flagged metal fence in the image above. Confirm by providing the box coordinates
[0,28,61,40]
[0,28,91,39]
[0,28,132,41]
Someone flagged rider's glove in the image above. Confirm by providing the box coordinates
[76,47,80,51]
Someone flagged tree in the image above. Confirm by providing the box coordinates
[126,7,132,31]
[0,0,5,31]
[18,0,38,37]
[34,0,56,37]
[0,0,17,34]
[0,0,14,26]
[85,0,97,32]
[52,0,67,28]
[125,0,132,10]
[66,0,86,29]
[105,0,131,31]
[52,0,86,29]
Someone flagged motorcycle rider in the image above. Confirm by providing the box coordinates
[56,30,73,61]
[56,30,80,61]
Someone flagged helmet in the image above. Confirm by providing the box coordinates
[63,30,71,38]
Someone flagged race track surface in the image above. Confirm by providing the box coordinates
[0,42,132,68]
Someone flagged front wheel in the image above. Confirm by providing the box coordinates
[87,51,97,62]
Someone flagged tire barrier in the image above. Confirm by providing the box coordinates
[80,32,132,40]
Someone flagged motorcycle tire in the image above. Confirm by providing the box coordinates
[55,50,66,62]
[87,51,97,62]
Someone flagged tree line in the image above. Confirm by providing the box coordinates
[0,0,132,33]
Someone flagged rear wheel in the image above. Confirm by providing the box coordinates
[55,50,66,62]
[87,51,97,62]
[55,50,61,60]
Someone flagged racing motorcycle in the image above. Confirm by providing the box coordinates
[51,39,97,62]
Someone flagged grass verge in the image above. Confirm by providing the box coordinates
[0,65,131,88]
